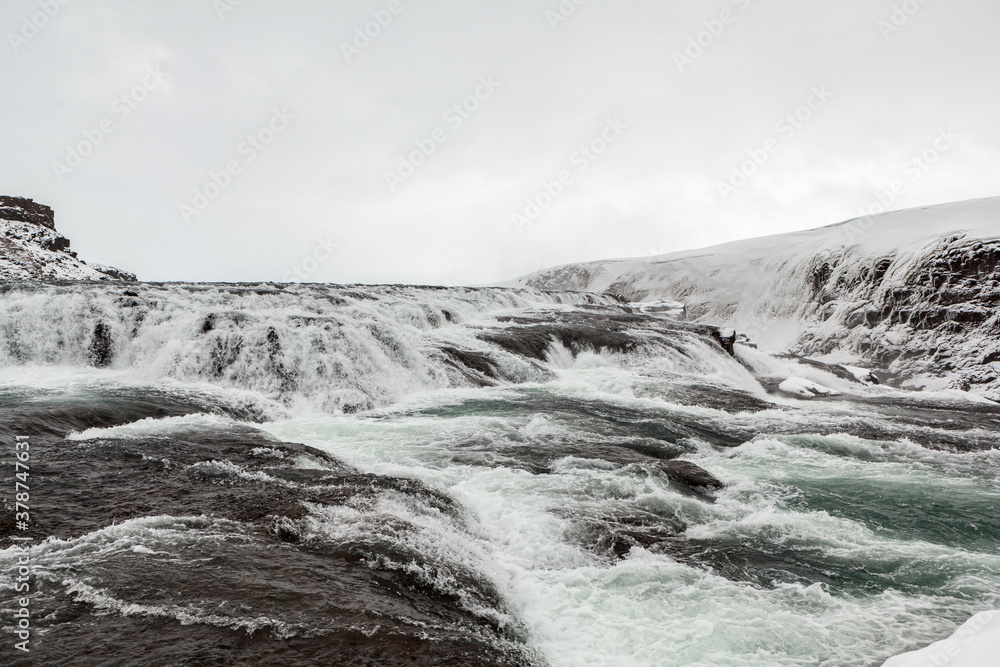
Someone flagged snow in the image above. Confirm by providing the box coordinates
[631,298,685,319]
[841,364,878,385]
[1,218,134,281]
[516,197,1000,347]
[513,197,1000,400]
[881,610,1000,667]
[777,377,839,398]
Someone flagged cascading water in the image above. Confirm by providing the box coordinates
[1,282,997,666]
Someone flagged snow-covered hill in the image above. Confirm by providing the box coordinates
[514,197,1000,401]
[0,196,136,282]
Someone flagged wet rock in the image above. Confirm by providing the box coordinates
[710,327,737,355]
[440,346,501,383]
[0,397,535,666]
[480,309,738,362]
[572,513,686,560]
[776,354,878,385]
[660,459,725,497]
[89,321,114,367]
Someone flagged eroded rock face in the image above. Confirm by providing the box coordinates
[0,195,55,229]
[514,198,1000,401]
[0,196,136,281]
[797,237,1000,401]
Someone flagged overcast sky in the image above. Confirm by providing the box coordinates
[2,0,997,284]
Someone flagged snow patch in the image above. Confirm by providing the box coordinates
[778,377,839,398]
[881,610,1000,667]
[1,218,135,281]
[841,364,878,385]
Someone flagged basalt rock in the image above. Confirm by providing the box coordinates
[799,236,1000,400]
[660,459,725,498]
[1,196,136,281]
[0,195,55,229]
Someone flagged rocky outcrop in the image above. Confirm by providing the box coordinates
[659,459,724,498]
[0,195,55,229]
[797,236,1000,400]
[0,196,136,282]
[513,197,1000,401]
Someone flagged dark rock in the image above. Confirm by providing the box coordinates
[710,327,737,355]
[572,513,686,560]
[0,195,55,229]
[872,257,893,283]
[812,261,835,293]
[776,354,878,385]
[41,235,71,252]
[947,307,991,324]
[2,196,137,281]
[93,265,138,282]
[0,402,535,666]
[89,321,114,367]
[440,346,500,384]
[660,459,724,497]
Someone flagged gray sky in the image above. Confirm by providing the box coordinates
[2,0,997,284]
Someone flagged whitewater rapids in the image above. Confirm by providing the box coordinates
[1,282,997,666]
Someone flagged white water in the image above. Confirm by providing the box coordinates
[0,284,606,412]
[2,283,998,665]
[259,358,1000,666]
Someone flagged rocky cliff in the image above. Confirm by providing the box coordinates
[800,232,1000,399]
[0,196,136,282]
[513,197,1000,401]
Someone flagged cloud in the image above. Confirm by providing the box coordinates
[1,0,997,284]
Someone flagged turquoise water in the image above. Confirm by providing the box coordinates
[1,284,998,665]
[260,367,1000,667]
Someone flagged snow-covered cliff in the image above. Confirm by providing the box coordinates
[515,197,1000,401]
[0,196,136,282]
